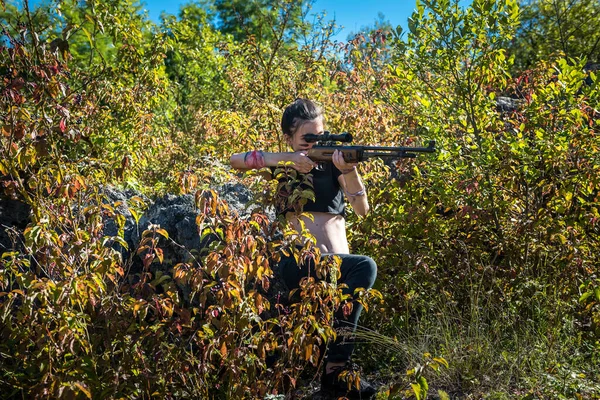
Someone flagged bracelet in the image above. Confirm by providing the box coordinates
[341,166,356,175]
[345,187,366,197]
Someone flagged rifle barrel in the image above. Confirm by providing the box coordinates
[362,145,435,152]
[363,151,417,159]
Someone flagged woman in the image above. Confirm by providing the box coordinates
[230,98,377,398]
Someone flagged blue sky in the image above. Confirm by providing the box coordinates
[141,0,472,42]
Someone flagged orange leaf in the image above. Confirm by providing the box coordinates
[155,248,164,264]
[304,343,313,361]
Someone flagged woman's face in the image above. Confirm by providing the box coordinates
[286,117,324,152]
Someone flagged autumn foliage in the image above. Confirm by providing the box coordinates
[1,0,599,398]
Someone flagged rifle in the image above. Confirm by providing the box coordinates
[304,132,436,163]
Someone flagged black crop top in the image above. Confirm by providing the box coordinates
[270,163,345,217]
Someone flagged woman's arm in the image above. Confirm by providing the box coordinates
[339,169,369,217]
[230,151,315,173]
[332,150,369,217]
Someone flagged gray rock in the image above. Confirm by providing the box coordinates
[496,96,525,113]
[219,181,276,221]
[101,186,150,253]
[0,196,30,252]
[134,193,199,264]
[102,182,276,267]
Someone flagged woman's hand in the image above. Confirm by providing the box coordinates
[332,149,358,174]
[291,151,316,173]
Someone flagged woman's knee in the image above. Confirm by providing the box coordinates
[359,255,377,289]
[341,254,377,289]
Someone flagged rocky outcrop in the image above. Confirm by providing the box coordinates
[0,182,270,263]
[101,182,272,267]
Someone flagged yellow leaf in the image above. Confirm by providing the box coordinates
[411,383,423,400]
[130,208,140,224]
[433,357,449,369]
[74,382,92,399]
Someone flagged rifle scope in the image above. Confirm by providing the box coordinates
[304,131,353,143]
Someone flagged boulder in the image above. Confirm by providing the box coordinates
[102,182,271,267]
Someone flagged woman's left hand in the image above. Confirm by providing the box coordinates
[332,149,358,174]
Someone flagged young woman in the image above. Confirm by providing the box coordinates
[230,98,377,398]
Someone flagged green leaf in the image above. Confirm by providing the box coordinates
[578,291,592,303]
[92,274,106,292]
[115,214,126,237]
[151,273,171,287]
[408,17,418,35]
[102,236,128,250]
[438,390,450,400]
[82,26,94,47]
[1,252,19,259]
[411,382,423,400]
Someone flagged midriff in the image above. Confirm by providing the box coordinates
[286,211,349,254]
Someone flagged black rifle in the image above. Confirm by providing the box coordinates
[304,132,436,162]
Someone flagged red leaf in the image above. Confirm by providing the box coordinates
[342,302,353,317]
[60,118,66,133]
[143,253,154,269]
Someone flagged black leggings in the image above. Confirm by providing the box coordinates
[278,252,377,362]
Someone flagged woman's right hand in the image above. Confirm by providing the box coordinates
[290,151,315,173]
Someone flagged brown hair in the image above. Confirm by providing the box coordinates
[281,98,323,136]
